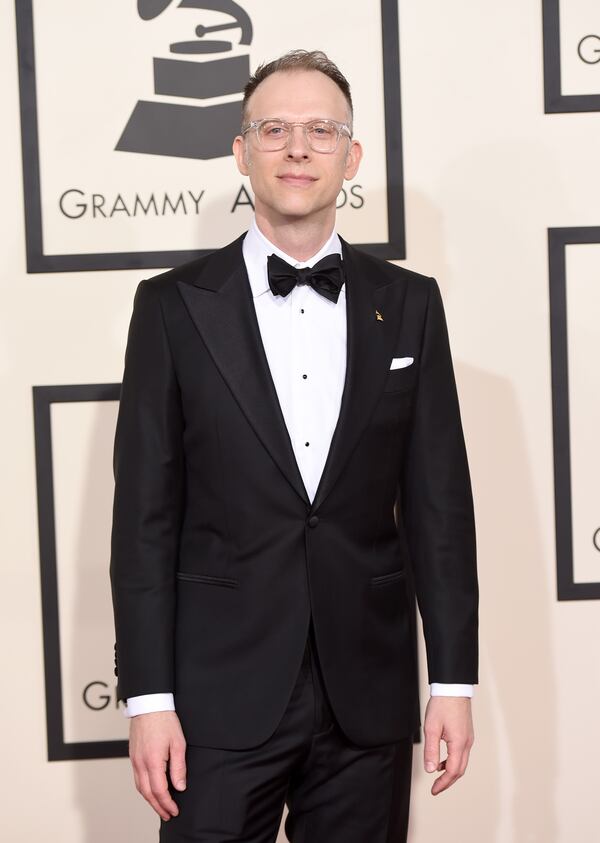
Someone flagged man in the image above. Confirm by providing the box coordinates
[110,49,478,842]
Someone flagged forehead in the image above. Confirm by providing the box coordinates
[246,70,349,121]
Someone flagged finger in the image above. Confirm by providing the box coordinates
[431,744,464,795]
[459,742,473,777]
[148,764,180,817]
[169,739,187,792]
[130,758,142,793]
[423,727,441,773]
[136,766,172,821]
[431,770,452,795]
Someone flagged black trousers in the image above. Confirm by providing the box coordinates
[160,620,413,842]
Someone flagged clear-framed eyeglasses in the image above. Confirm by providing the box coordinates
[241,118,352,154]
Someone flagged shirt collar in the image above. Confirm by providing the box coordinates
[242,216,343,299]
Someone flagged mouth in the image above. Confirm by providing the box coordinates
[277,174,318,187]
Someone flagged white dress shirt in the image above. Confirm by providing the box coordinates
[124,217,473,717]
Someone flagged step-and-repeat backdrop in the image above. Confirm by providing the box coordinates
[2,1,599,841]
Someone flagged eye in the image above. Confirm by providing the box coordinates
[308,122,336,138]
[260,121,287,137]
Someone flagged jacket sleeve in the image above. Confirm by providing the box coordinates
[109,279,185,701]
[399,276,478,684]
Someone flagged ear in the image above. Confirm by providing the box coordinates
[343,138,363,181]
[232,135,250,175]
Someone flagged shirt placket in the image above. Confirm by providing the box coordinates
[289,278,318,501]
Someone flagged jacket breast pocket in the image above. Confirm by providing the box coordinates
[382,365,417,394]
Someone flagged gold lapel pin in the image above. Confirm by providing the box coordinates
[375,309,384,322]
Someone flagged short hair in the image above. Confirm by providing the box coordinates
[241,49,354,132]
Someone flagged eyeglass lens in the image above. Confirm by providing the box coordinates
[256,121,342,152]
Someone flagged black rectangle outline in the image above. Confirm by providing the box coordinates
[16,0,406,273]
[33,383,128,760]
[548,227,600,600]
[542,0,600,113]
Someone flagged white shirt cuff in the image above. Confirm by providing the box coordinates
[123,693,176,718]
[430,683,474,697]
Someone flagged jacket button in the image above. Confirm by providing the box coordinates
[307,515,319,528]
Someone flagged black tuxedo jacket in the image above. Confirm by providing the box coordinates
[110,234,478,750]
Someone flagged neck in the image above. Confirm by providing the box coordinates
[254,207,336,262]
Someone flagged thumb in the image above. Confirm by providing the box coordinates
[169,741,187,791]
[423,728,440,774]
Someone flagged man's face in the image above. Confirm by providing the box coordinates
[232,70,362,225]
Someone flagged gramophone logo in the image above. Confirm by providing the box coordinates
[116,0,253,159]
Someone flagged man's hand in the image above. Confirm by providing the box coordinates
[423,696,474,795]
[129,711,187,821]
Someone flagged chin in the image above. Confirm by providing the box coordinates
[270,201,318,221]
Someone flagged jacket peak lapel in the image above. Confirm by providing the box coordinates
[177,240,310,507]
[309,241,406,513]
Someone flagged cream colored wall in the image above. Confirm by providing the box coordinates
[2,1,598,841]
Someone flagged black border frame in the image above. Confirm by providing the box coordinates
[33,383,128,760]
[16,0,406,273]
[548,226,600,601]
[542,0,600,113]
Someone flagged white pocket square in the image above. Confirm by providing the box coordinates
[390,356,414,370]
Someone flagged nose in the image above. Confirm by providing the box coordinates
[286,124,310,159]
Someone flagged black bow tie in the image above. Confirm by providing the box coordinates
[267,253,345,304]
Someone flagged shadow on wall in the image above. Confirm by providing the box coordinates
[404,178,558,843]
